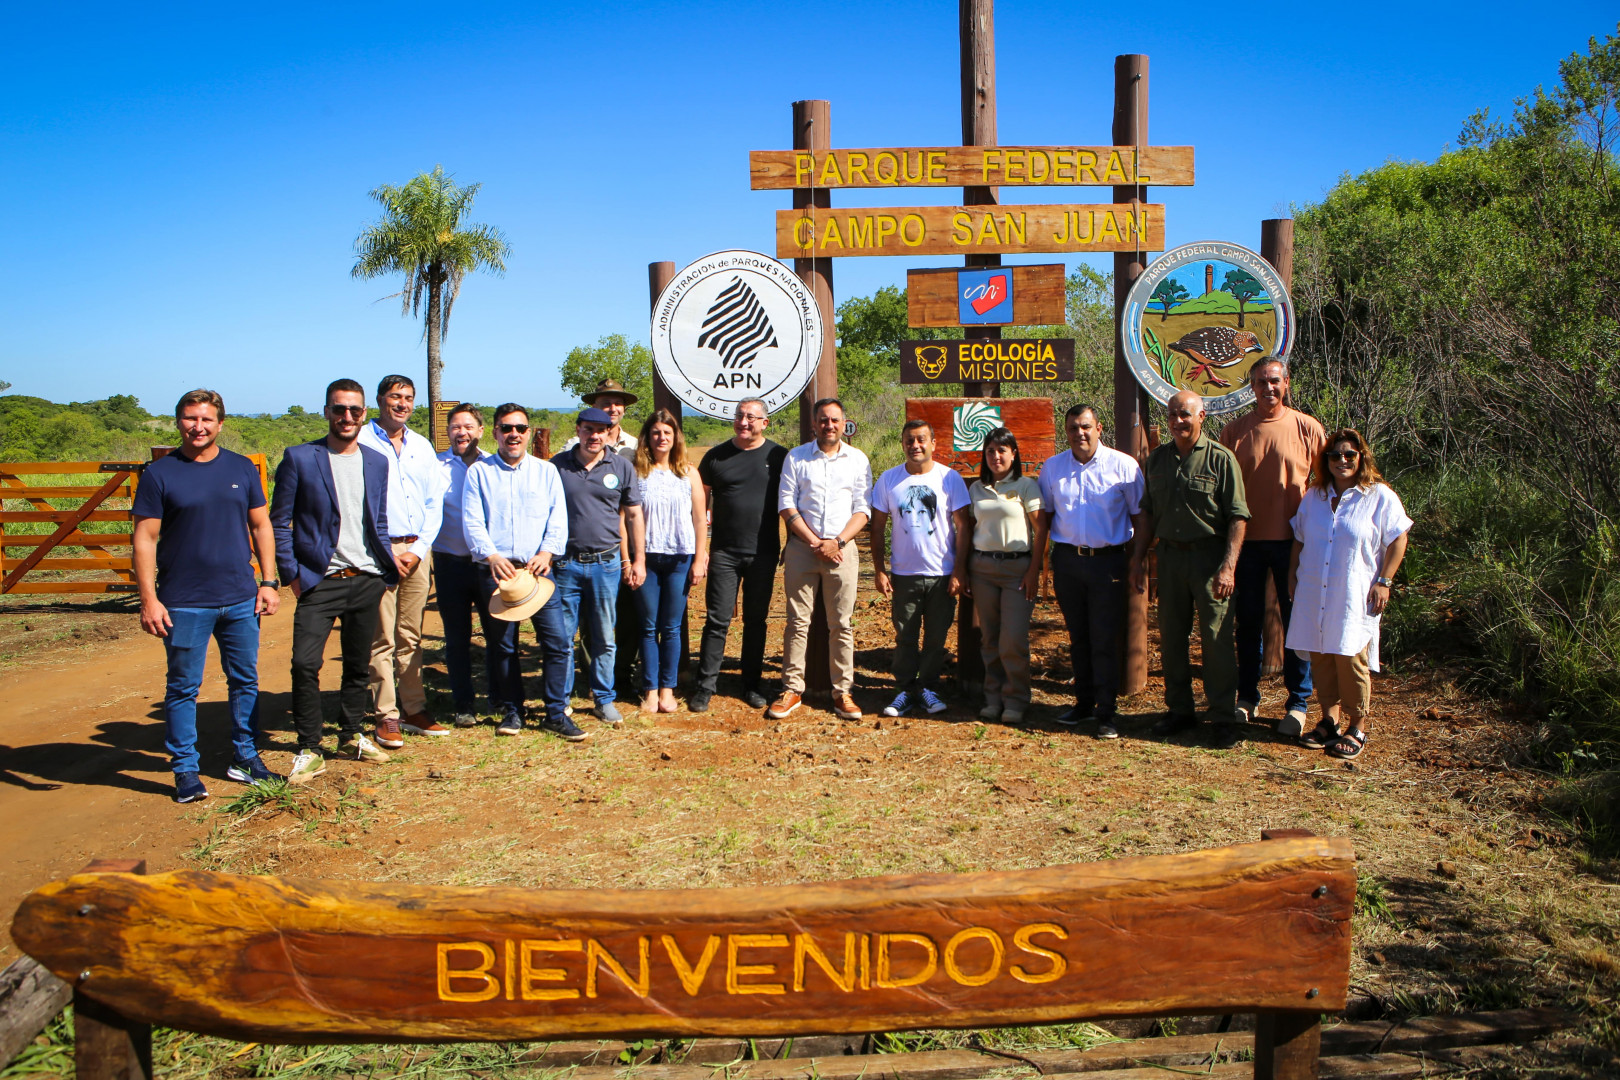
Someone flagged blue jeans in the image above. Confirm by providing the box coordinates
[553,554,621,705]
[163,598,260,774]
[1235,539,1312,712]
[635,553,692,690]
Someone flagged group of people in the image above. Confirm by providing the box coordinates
[132,359,1410,804]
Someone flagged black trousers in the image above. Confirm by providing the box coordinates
[434,552,496,711]
[697,546,778,694]
[1051,544,1128,718]
[291,572,386,751]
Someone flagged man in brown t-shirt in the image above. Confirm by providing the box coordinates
[1219,359,1326,737]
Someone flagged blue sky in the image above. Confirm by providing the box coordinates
[3,2,1613,415]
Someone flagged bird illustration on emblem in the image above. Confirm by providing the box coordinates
[1166,327,1263,388]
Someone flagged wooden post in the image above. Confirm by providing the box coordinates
[74,859,151,1080]
[1255,825,1321,1079]
[1258,219,1295,679]
[792,99,834,697]
[649,262,682,422]
[1113,54,1151,696]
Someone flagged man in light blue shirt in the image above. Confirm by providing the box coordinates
[357,374,446,745]
[432,404,495,728]
[462,403,583,741]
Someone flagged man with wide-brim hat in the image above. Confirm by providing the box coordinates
[563,380,639,455]
[489,568,556,623]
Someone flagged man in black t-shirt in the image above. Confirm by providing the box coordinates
[132,389,283,804]
[690,398,788,711]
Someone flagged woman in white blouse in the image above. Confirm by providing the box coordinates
[1286,429,1411,759]
[632,410,708,714]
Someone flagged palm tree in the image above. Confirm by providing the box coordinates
[352,165,512,407]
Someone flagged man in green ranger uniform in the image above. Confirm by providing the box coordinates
[1130,390,1250,748]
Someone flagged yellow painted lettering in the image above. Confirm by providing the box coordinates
[504,939,515,1001]
[1029,151,1051,183]
[1055,151,1075,181]
[875,215,897,247]
[875,932,939,989]
[1005,150,1025,181]
[1074,209,1093,241]
[821,216,844,249]
[819,154,845,186]
[847,215,874,248]
[859,933,871,990]
[1098,211,1121,243]
[1134,148,1152,183]
[727,933,788,995]
[520,939,582,1001]
[1052,212,1069,243]
[874,152,899,184]
[981,149,1001,182]
[660,934,721,997]
[793,932,858,992]
[1103,150,1129,182]
[586,937,650,998]
[1004,212,1026,245]
[927,150,946,182]
[976,212,1000,245]
[1077,150,1098,183]
[1042,343,1055,362]
[437,942,500,1003]
[903,151,925,183]
[1010,923,1069,983]
[900,214,925,247]
[793,218,816,249]
[794,153,814,186]
[847,152,869,184]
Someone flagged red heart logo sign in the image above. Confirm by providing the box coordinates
[970,275,1008,315]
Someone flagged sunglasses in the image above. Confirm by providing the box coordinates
[1328,450,1360,462]
[498,423,530,435]
[328,405,366,417]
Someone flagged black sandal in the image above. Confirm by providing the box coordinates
[1326,729,1367,759]
[1300,718,1339,749]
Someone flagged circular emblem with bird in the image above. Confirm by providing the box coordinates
[1122,241,1293,416]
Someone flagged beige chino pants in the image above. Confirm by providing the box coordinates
[369,544,432,720]
[781,537,859,695]
[1310,646,1372,726]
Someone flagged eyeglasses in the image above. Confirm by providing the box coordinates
[498,423,530,435]
[328,405,366,417]
[735,413,767,423]
[1328,450,1360,462]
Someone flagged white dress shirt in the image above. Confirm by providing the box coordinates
[1285,482,1413,671]
[778,440,873,540]
[462,453,569,564]
[433,448,495,557]
[357,420,444,562]
[1037,444,1144,548]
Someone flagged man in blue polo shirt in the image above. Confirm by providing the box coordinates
[133,389,283,803]
[552,407,645,726]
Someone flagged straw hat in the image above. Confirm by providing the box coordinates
[488,568,555,621]
[582,379,639,406]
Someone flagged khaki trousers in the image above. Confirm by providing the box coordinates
[369,544,431,720]
[1311,646,1371,726]
[781,537,859,694]
[969,553,1034,707]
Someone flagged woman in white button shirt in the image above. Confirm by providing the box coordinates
[1286,429,1411,759]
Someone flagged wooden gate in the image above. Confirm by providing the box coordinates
[0,453,269,596]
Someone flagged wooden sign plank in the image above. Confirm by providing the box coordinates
[776,205,1164,259]
[906,398,1058,478]
[750,147,1194,189]
[901,341,1074,385]
[908,265,1066,328]
[431,401,460,453]
[12,838,1352,1044]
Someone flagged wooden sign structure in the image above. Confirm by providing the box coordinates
[12,837,1350,1044]
[907,264,1066,327]
[777,204,1164,259]
[904,398,1055,477]
[430,400,460,452]
[750,146,1194,189]
[901,340,1073,385]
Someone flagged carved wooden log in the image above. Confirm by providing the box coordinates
[11,837,1352,1045]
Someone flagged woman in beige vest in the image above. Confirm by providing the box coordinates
[965,428,1043,724]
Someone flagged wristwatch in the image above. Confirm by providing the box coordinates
[1374,576,1394,588]
[259,579,281,589]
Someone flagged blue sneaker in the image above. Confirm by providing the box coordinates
[881,692,912,718]
[174,772,209,804]
[226,756,282,785]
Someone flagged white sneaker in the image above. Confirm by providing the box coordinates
[919,689,948,714]
[978,699,1003,721]
[1277,707,1309,738]
[1236,699,1259,725]
[340,733,391,763]
[287,749,326,785]
[881,692,911,717]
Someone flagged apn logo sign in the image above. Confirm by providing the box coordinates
[958,269,1012,324]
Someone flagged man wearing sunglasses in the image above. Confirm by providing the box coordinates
[462,404,580,740]
[271,379,399,783]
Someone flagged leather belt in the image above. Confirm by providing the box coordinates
[390,535,419,544]
[560,546,619,564]
[1055,542,1126,557]
[325,567,367,579]
[975,550,1032,560]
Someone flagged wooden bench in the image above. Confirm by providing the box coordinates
[0,832,1568,1079]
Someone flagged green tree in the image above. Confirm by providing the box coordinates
[352,165,512,408]
[835,285,955,393]
[1220,269,1263,328]
[1150,278,1189,321]
[559,334,654,422]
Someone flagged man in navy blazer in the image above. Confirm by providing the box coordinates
[271,378,400,783]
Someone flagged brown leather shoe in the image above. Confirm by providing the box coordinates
[833,692,863,720]
[765,691,802,719]
[374,717,405,749]
[401,713,449,736]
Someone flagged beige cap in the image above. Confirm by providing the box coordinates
[488,568,556,621]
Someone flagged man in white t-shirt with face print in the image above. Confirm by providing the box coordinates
[870,419,972,717]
